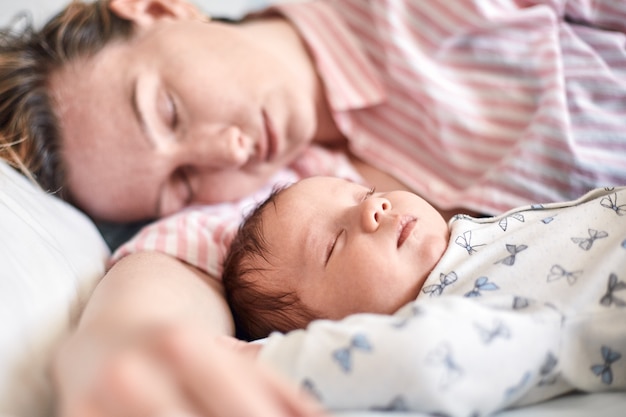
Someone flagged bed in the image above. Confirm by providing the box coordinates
[1,1,625,417]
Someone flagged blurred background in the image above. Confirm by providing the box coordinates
[0,0,293,27]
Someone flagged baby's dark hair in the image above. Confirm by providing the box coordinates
[222,185,320,340]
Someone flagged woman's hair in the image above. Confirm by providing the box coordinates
[222,186,321,340]
[0,0,133,195]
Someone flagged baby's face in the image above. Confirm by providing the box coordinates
[258,177,450,320]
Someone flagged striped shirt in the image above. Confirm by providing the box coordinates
[112,0,626,276]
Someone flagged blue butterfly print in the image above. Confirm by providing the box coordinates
[408,304,423,316]
[474,319,510,344]
[591,346,622,385]
[505,371,532,399]
[540,352,558,376]
[452,213,474,222]
[513,296,530,309]
[425,342,464,389]
[600,273,626,307]
[622,239,626,249]
[392,317,410,329]
[455,231,485,255]
[332,333,373,373]
[333,350,351,372]
[547,264,582,286]
[495,244,528,266]
[571,229,608,251]
[422,271,458,297]
[600,193,626,216]
[531,204,545,210]
[392,304,423,328]
[498,213,525,231]
[370,396,409,412]
[538,352,559,386]
[464,276,499,297]
[301,379,322,400]
[541,215,556,224]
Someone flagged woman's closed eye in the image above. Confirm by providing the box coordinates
[158,88,178,130]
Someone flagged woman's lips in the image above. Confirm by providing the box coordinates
[397,216,417,248]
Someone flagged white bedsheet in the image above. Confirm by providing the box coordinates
[335,392,626,417]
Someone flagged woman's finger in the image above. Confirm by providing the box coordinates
[84,328,195,417]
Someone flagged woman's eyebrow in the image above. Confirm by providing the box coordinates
[131,76,156,150]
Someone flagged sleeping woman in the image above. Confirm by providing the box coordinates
[2,0,626,415]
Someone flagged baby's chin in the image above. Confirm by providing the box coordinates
[421,232,449,268]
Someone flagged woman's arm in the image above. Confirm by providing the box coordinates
[79,251,234,337]
[54,251,325,417]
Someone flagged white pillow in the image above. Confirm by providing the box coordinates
[0,161,109,417]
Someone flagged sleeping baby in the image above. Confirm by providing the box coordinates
[222,176,626,416]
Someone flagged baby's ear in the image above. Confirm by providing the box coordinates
[109,0,209,28]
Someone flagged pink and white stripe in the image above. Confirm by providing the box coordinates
[279,0,626,214]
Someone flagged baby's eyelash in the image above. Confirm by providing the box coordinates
[363,187,376,201]
[325,229,345,266]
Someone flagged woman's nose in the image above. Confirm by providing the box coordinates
[191,126,254,168]
[360,196,392,232]
[219,126,255,167]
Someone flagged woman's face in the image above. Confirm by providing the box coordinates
[51,0,319,222]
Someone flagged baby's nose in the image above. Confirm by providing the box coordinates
[360,197,392,232]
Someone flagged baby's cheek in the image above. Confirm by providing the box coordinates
[422,235,448,269]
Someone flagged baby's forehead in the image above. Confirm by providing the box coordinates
[258,187,312,260]
[274,176,348,203]
[262,176,360,225]
[262,181,305,214]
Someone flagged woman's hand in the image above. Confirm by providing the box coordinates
[56,324,327,417]
[54,252,324,417]
[155,326,325,417]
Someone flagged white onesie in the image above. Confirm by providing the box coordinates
[258,187,626,417]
